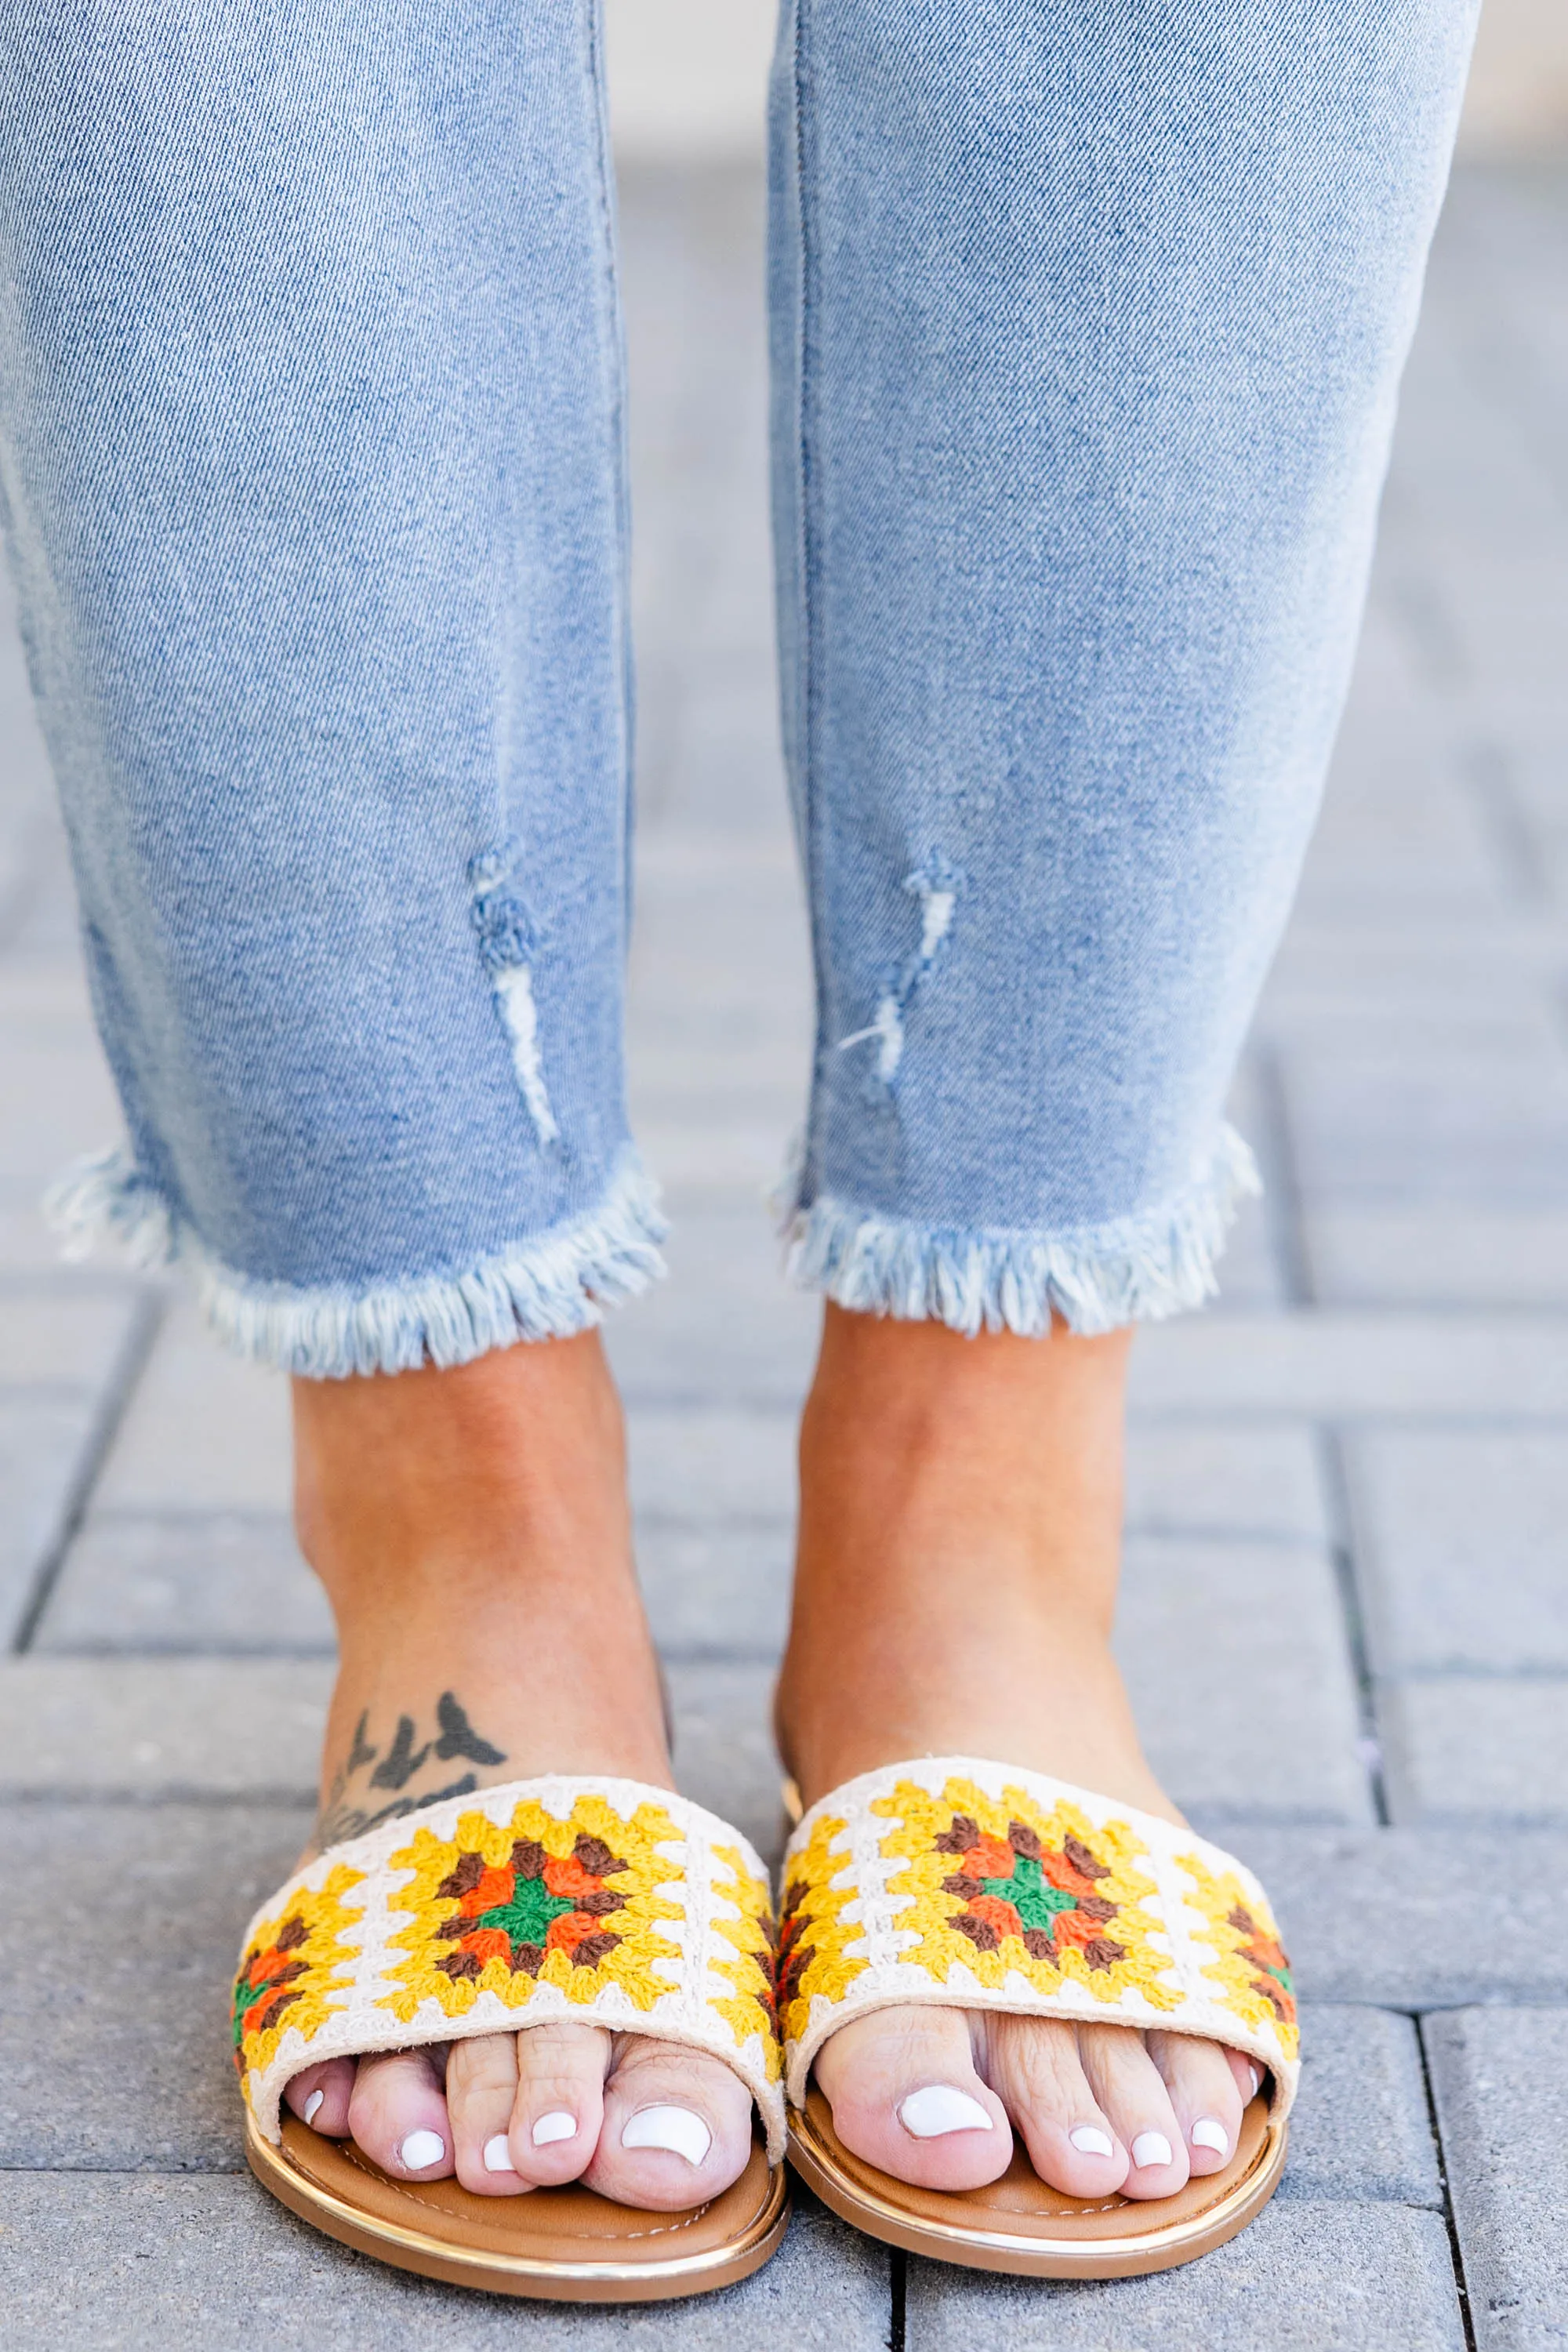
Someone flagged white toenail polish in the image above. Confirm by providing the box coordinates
[621,2106,712,2166]
[398,2129,445,2171]
[1131,2131,1173,2171]
[303,2090,324,2127]
[1069,2125,1115,2158]
[898,2085,994,2140]
[1192,2118,1229,2157]
[1248,2064,1261,2098]
[532,2111,577,2147]
[483,2133,515,2172]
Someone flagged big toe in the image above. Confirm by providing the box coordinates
[586,2038,754,2212]
[346,2045,454,2180]
[814,2005,1011,2191]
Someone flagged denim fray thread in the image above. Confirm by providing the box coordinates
[45,1145,666,1377]
[775,1127,1260,1339]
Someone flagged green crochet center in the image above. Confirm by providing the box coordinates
[470,1875,576,1947]
[980,1853,1080,1933]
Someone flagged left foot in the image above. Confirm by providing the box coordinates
[775,1305,1258,2202]
[273,1336,755,2208]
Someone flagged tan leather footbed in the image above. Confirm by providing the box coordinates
[247,2114,788,2303]
[787,2088,1287,2279]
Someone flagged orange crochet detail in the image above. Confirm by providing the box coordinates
[874,1776,1182,2014]
[380,1791,685,2027]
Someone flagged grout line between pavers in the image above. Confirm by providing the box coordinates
[11,1286,166,1654]
[887,2246,906,2352]
[1314,1425,1392,1828]
[1414,2013,1479,2352]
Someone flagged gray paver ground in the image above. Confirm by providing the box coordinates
[0,2175,887,2352]
[2,151,1566,2350]
[1425,2009,1568,2352]
[907,2202,1468,2351]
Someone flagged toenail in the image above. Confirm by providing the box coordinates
[482,2134,514,2172]
[620,2106,712,2165]
[532,2111,577,2147]
[898,2085,994,2140]
[397,2129,445,2171]
[303,2090,323,2128]
[1247,2064,1261,2098]
[1131,2131,1173,2170]
[1069,2125,1115,2158]
[1192,2118,1229,2157]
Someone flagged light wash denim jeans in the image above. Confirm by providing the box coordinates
[0,2,1477,1375]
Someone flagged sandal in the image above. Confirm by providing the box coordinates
[779,1757,1297,2278]
[234,1775,788,2302]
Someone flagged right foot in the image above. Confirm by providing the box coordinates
[776,1305,1261,2205]
[277,1333,755,2208]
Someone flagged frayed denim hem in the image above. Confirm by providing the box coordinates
[45,1145,667,1377]
[775,1127,1260,1339]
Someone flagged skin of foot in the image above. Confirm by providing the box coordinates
[774,1303,1260,2203]
[279,1332,754,2209]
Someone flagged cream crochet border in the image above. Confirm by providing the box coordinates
[238,1774,786,2162]
[781,1755,1301,2118]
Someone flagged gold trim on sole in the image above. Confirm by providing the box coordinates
[786,2103,1289,2280]
[245,2115,789,2303]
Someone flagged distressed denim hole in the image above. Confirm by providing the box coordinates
[837,852,960,1091]
[469,846,558,1147]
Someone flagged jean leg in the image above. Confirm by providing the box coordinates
[769,0,1479,1334]
[0,1,655,1373]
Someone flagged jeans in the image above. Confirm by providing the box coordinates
[0,1,1478,1375]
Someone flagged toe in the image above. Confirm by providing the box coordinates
[1145,2031,1247,2176]
[981,2013,1131,2197]
[1228,2045,1266,2108]
[284,2056,354,2137]
[445,2032,527,2194]
[814,2005,1011,2192]
[1076,2024,1189,2201]
[504,2024,612,2188]
[347,2046,453,2180]
[587,2038,753,2212]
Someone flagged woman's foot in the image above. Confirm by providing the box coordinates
[776,1305,1258,2204]
[278,1334,753,2208]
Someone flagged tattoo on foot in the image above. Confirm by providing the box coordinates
[318,1692,508,1848]
[434,1688,506,1766]
[369,1715,431,1791]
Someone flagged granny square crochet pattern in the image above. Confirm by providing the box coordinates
[779,1759,1299,2115]
[234,1776,786,2160]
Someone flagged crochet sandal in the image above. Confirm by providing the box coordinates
[779,1758,1298,2279]
[234,1777,788,2302]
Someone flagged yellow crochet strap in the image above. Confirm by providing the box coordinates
[234,1776,785,2161]
[779,1757,1298,2117]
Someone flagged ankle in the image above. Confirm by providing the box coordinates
[290,1334,675,1823]
[782,1305,1177,1820]
[292,1331,634,1609]
[800,1305,1129,1543]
